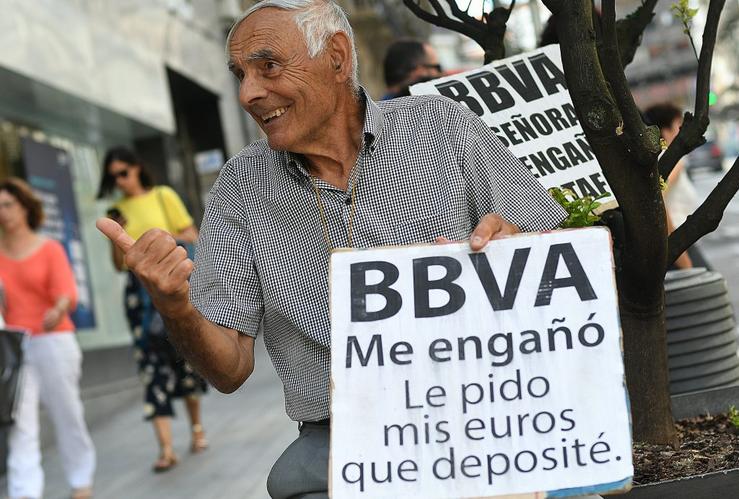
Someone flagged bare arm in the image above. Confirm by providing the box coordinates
[162,304,255,393]
[42,295,73,331]
[96,218,254,392]
[175,224,199,244]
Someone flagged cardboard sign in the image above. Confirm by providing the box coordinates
[410,45,616,208]
[330,228,632,498]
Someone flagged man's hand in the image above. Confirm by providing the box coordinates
[96,218,193,318]
[435,214,520,249]
[469,214,520,251]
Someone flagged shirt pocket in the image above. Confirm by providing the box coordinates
[395,212,471,246]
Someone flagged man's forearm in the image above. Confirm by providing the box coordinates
[163,304,254,393]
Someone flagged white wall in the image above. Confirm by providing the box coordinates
[0,0,242,137]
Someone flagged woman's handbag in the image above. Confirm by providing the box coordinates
[0,328,26,426]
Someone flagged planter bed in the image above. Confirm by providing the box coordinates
[623,412,739,497]
[623,468,739,498]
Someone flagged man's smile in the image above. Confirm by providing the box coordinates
[261,106,290,124]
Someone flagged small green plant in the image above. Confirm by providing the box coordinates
[728,405,739,429]
[549,187,610,228]
[671,0,699,60]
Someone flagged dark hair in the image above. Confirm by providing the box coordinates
[643,103,683,130]
[383,39,427,88]
[97,146,154,199]
[0,177,44,230]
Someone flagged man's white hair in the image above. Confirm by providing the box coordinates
[226,0,360,94]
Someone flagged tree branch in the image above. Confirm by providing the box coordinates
[600,0,661,166]
[478,1,516,63]
[447,0,481,25]
[668,156,739,266]
[695,0,724,126]
[616,0,659,68]
[402,0,517,64]
[542,0,666,307]
[659,0,726,179]
[426,0,451,20]
[401,0,479,40]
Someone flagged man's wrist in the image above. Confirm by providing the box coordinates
[160,299,198,322]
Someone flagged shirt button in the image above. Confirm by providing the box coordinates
[345,197,352,206]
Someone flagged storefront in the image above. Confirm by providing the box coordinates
[0,0,251,350]
[0,66,159,349]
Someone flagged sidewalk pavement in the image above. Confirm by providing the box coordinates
[2,338,295,499]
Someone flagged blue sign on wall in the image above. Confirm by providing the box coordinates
[21,138,96,330]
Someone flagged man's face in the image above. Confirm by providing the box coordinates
[228,9,339,152]
[408,44,442,84]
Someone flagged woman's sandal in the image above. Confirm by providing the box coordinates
[152,450,179,473]
[191,423,209,453]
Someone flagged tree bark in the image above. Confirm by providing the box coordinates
[544,0,677,445]
[620,301,677,445]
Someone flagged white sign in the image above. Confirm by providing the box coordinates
[411,45,616,207]
[330,228,632,498]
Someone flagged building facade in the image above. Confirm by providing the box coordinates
[0,0,263,353]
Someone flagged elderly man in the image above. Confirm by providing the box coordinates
[98,0,567,497]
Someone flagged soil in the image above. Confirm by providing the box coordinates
[633,413,739,484]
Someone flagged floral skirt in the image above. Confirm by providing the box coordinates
[124,272,208,420]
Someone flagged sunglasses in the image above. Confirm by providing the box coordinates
[111,169,129,180]
[421,63,443,73]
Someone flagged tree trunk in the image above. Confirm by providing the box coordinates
[620,299,679,446]
[542,0,677,444]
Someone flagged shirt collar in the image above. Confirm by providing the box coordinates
[283,87,383,178]
[361,87,383,150]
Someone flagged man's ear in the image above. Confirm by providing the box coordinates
[327,31,353,84]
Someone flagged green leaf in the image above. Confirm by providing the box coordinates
[729,406,739,429]
[548,187,610,229]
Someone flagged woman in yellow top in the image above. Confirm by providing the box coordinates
[97,147,208,472]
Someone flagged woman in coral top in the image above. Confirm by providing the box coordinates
[0,177,95,499]
[97,147,208,473]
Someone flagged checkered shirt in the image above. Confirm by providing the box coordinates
[190,92,567,422]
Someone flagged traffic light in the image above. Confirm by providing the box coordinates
[708,91,718,106]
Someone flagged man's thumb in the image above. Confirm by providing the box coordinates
[96,217,134,252]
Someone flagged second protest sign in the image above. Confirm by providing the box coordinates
[329,227,632,498]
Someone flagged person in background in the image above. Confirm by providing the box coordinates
[96,147,208,472]
[0,177,95,499]
[382,38,443,99]
[643,103,709,269]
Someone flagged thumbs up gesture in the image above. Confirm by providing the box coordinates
[96,218,194,318]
